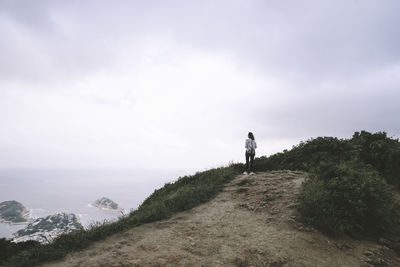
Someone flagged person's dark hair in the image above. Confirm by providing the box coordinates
[248,132,255,140]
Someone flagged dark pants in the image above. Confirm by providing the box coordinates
[245,151,255,172]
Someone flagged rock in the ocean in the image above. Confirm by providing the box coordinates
[12,212,83,244]
[92,197,124,212]
[0,200,30,224]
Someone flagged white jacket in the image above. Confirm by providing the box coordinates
[245,138,257,153]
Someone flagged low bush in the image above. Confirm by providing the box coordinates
[297,161,398,235]
[252,130,400,236]
[351,131,400,187]
[0,238,40,263]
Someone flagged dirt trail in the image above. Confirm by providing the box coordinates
[44,171,400,266]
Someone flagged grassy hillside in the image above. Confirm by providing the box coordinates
[1,130,400,266]
[1,166,241,266]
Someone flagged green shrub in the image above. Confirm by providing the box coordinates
[297,161,397,235]
[254,131,400,186]
[351,131,400,187]
[250,131,400,236]
[0,238,40,264]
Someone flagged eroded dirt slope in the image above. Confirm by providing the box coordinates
[44,171,400,266]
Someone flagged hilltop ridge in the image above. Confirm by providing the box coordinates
[44,170,400,266]
[3,131,400,266]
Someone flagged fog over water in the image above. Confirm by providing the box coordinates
[0,168,188,239]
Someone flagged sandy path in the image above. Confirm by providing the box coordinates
[44,171,400,266]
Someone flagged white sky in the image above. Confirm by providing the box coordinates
[0,0,399,171]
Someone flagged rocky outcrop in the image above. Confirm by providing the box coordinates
[92,197,123,212]
[0,200,30,224]
[12,213,83,244]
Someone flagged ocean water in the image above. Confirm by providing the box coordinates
[0,168,189,239]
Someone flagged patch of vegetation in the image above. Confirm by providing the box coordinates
[0,201,28,223]
[297,161,398,235]
[14,213,83,239]
[352,131,400,187]
[252,130,400,236]
[0,238,41,263]
[1,165,240,267]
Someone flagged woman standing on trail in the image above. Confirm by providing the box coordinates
[244,132,257,175]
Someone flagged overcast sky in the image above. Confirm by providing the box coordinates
[0,0,399,171]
